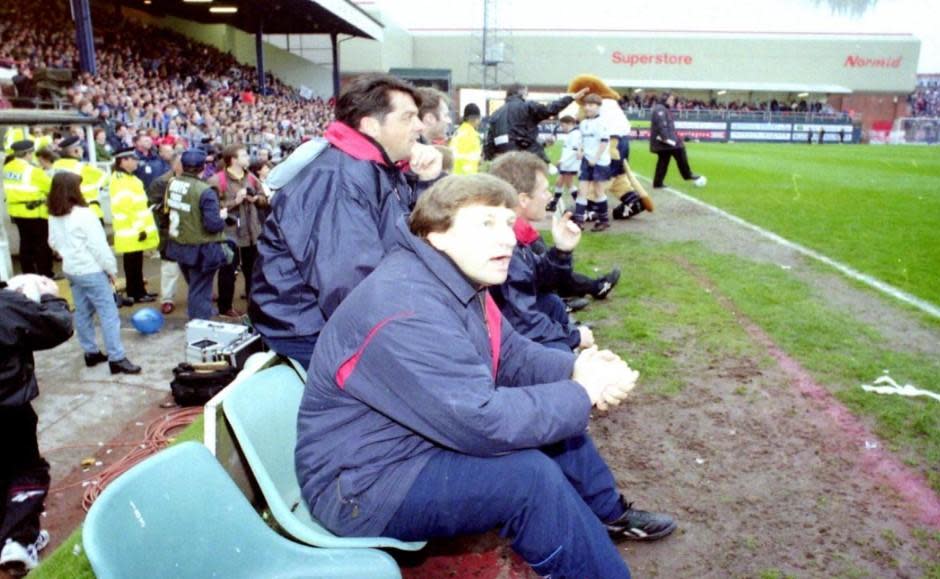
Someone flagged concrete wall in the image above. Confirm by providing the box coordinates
[123,8,334,97]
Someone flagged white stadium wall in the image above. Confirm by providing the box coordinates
[410,32,920,93]
[123,8,335,97]
[342,29,919,95]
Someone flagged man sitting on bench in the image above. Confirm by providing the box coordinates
[295,174,675,579]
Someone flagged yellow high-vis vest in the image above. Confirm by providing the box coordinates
[449,122,482,175]
[52,157,106,219]
[3,158,51,219]
[109,170,159,254]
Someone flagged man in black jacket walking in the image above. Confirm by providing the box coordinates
[649,92,706,189]
[485,84,588,162]
[0,275,73,576]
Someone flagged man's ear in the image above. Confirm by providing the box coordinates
[421,112,437,128]
[359,116,381,139]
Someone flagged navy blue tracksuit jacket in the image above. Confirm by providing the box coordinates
[296,219,591,538]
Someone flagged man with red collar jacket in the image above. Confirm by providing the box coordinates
[296,176,675,579]
[249,74,443,365]
[488,152,594,351]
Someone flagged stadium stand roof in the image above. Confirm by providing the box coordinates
[115,0,383,39]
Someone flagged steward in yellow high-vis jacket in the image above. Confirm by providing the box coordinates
[3,140,54,276]
[52,135,106,219]
[449,103,483,175]
[108,148,159,303]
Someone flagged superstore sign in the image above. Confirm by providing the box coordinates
[611,52,694,66]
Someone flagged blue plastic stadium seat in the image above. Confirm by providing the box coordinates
[83,442,400,579]
[223,365,425,551]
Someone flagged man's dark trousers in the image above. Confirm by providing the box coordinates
[383,433,631,578]
[653,148,694,187]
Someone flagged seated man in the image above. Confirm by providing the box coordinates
[296,174,675,579]
[249,73,442,365]
[488,151,594,351]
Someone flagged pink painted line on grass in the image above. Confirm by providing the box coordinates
[678,258,940,530]
[742,321,940,530]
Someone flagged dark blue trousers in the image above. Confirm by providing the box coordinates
[535,293,577,352]
[179,264,217,320]
[383,433,630,579]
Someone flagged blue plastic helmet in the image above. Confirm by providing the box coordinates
[131,307,165,335]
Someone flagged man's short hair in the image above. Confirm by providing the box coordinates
[410,174,517,238]
[559,115,577,124]
[335,74,422,129]
[505,83,527,98]
[487,151,549,197]
[417,87,451,120]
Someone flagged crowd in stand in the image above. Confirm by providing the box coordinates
[909,87,940,117]
[0,0,333,155]
[621,92,839,115]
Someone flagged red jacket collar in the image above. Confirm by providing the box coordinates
[325,121,410,171]
[513,217,540,246]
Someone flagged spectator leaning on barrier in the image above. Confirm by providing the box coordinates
[0,274,72,575]
[249,73,443,366]
[296,174,676,579]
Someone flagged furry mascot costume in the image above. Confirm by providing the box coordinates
[567,75,655,220]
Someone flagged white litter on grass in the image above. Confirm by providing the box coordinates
[861,375,940,403]
[729,429,737,436]
[864,440,879,450]
[695,457,705,465]
[780,265,792,270]
[72,543,82,556]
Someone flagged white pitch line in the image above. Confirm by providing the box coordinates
[635,174,940,319]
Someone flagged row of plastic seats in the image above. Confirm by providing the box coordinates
[82,363,424,578]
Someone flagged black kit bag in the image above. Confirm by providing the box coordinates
[170,363,237,406]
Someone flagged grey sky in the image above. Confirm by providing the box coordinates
[364,0,939,73]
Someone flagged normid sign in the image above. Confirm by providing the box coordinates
[844,55,903,68]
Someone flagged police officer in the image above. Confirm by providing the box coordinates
[484,84,588,162]
[3,140,54,277]
[163,149,231,320]
[109,148,159,303]
[51,136,105,219]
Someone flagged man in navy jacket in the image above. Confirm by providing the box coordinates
[296,174,676,579]
[249,74,443,365]
[489,151,594,351]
